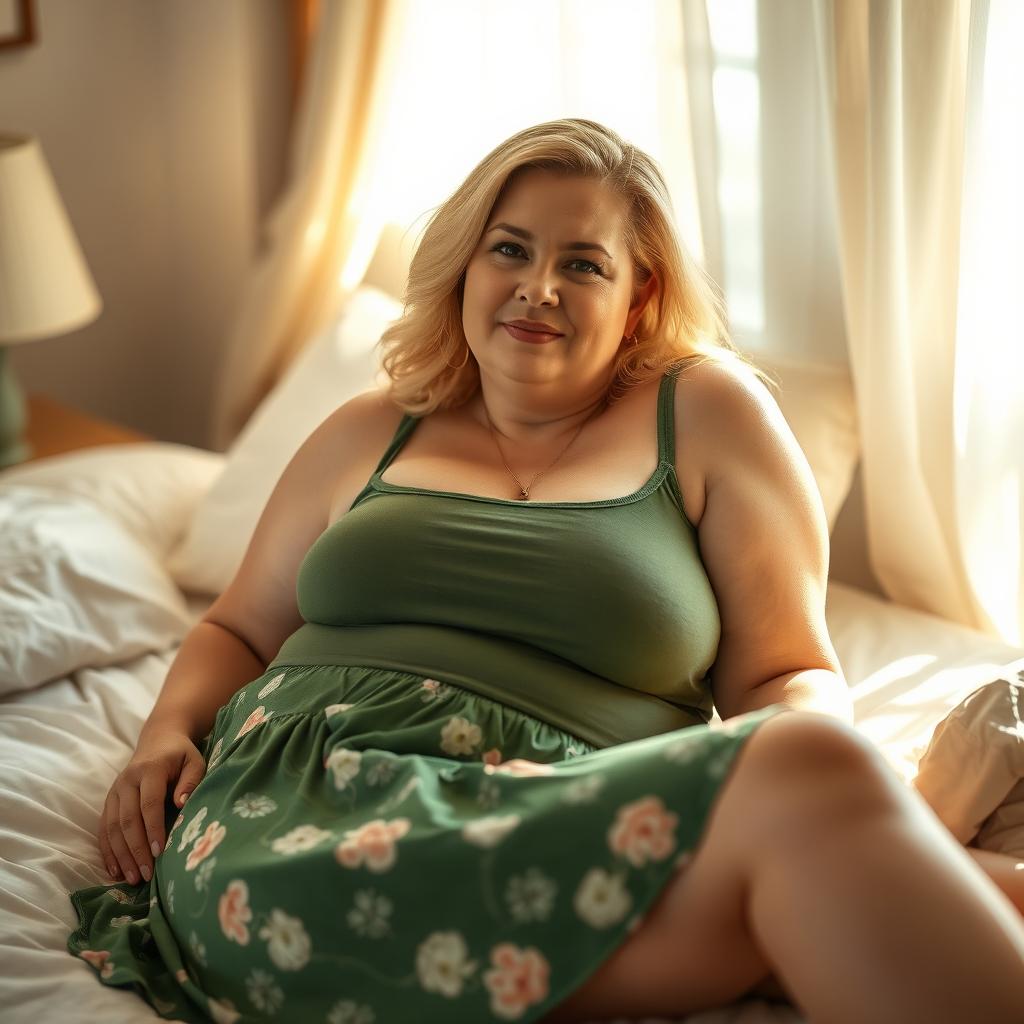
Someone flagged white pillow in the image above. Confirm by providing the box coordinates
[168,284,859,595]
[0,442,225,564]
[750,353,860,533]
[166,285,400,595]
[0,486,194,696]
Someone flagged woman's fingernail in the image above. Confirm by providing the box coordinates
[141,864,152,882]
[107,863,118,879]
[151,840,161,858]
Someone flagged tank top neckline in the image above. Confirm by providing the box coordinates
[361,361,686,511]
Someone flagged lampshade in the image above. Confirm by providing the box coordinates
[0,133,102,344]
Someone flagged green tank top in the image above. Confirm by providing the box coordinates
[272,362,721,747]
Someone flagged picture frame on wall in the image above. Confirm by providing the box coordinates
[0,0,36,51]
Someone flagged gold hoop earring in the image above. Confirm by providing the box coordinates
[625,333,639,346]
[447,346,469,370]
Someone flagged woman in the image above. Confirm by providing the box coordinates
[68,119,1024,1023]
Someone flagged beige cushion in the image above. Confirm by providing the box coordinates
[912,675,1024,857]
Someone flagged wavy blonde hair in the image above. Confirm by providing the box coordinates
[377,118,775,413]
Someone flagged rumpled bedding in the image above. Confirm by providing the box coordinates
[2,446,1024,1024]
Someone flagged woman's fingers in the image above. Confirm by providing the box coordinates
[113,777,150,883]
[98,790,123,881]
[138,770,168,867]
[103,789,138,883]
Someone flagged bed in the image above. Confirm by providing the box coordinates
[3,284,1023,1024]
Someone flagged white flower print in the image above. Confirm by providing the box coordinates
[258,908,312,971]
[207,997,241,1024]
[439,715,482,756]
[271,824,333,855]
[167,879,176,914]
[189,930,208,967]
[373,775,420,816]
[324,703,355,717]
[178,805,209,852]
[246,967,284,1013]
[505,868,558,924]
[232,793,277,818]
[574,867,633,929]
[415,931,478,998]
[207,738,224,770]
[105,888,134,905]
[365,757,400,787]
[325,746,363,791]
[560,775,605,805]
[195,856,217,892]
[109,914,133,928]
[346,888,393,939]
[257,672,286,700]
[327,999,376,1024]
[706,745,736,780]
[462,814,521,849]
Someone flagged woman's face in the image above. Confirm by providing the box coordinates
[461,169,645,389]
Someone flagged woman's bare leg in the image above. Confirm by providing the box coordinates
[540,713,1024,1024]
[966,848,1024,915]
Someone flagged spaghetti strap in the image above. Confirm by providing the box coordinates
[372,413,420,476]
[657,363,682,466]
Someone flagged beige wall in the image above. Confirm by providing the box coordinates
[0,0,291,449]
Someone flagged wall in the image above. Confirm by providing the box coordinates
[0,0,291,449]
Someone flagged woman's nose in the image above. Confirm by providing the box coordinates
[515,264,558,306]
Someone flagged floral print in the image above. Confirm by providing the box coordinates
[607,795,679,868]
[232,792,277,818]
[482,943,550,1020]
[440,714,483,756]
[335,817,411,872]
[416,931,479,997]
[573,867,633,929]
[219,879,252,945]
[258,908,312,971]
[66,662,787,1023]
[185,821,226,871]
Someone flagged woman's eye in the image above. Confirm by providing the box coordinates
[491,241,601,276]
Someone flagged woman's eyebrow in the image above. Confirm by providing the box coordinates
[485,222,615,261]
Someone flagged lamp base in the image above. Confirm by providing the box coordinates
[0,346,33,469]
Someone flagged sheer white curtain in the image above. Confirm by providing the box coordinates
[813,0,1024,643]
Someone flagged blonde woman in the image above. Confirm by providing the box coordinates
[69,119,1024,1024]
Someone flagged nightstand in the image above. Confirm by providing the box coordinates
[13,394,154,465]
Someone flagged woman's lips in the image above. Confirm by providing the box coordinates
[502,323,562,344]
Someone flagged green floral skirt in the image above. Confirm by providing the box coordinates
[67,663,787,1023]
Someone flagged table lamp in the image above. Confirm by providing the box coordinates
[0,133,102,468]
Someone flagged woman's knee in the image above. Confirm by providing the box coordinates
[733,711,901,817]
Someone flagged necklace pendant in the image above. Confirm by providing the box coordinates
[519,488,530,500]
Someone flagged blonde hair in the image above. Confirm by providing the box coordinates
[377,118,775,413]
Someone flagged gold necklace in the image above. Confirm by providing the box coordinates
[482,397,607,501]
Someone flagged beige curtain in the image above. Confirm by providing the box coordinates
[211,0,408,451]
[814,0,1024,643]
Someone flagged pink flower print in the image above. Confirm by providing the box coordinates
[218,879,253,945]
[334,817,411,873]
[186,820,227,871]
[79,949,114,978]
[236,705,272,740]
[484,758,556,778]
[483,943,550,1020]
[607,795,678,868]
[482,748,502,766]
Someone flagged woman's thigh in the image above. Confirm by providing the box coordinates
[539,711,893,1023]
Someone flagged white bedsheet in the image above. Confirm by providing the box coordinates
[3,450,1023,1024]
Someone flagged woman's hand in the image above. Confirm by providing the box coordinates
[99,727,207,885]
